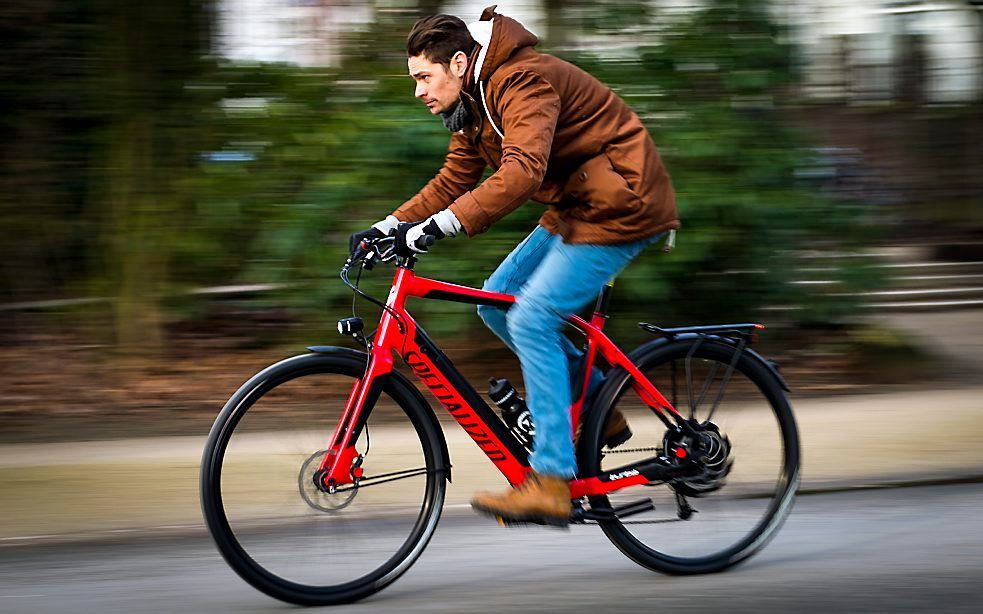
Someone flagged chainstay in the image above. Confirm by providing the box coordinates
[583,517,684,525]
[595,446,689,524]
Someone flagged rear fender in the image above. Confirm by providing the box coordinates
[628,333,790,392]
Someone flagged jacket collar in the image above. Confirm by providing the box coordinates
[466,6,539,85]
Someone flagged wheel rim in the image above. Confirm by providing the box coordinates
[208,366,441,592]
[590,344,798,566]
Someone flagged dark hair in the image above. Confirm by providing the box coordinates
[406,15,476,67]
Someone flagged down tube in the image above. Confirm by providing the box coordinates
[401,324,530,486]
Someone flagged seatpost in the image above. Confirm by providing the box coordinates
[592,279,615,321]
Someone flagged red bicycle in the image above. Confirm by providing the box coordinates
[200,235,800,606]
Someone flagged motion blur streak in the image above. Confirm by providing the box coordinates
[1,1,981,611]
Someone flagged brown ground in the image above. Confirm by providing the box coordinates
[0,311,960,444]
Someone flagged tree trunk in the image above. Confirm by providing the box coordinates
[543,0,571,49]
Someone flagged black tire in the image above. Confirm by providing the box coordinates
[579,338,800,575]
[200,351,447,605]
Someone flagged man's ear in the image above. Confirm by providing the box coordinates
[451,50,469,79]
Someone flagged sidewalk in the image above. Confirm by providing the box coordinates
[2,385,982,543]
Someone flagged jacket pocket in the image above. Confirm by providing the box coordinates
[560,153,642,223]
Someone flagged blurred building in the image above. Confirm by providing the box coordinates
[218,0,371,66]
[217,1,541,66]
[216,1,982,104]
[790,1,983,104]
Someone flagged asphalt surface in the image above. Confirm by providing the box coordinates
[2,483,982,613]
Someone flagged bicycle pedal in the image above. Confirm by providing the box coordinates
[492,514,570,531]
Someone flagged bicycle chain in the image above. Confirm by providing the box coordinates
[602,446,662,455]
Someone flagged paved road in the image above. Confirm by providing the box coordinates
[1,484,981,613]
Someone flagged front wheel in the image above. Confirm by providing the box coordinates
[579,338,800,575]
[200,352,447,605]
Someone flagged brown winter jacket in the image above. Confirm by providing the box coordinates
[393,5,679,245]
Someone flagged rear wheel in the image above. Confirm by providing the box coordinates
[200,352,447,605]
[579,338,799,574]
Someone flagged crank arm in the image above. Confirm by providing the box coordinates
[574,498,657,523]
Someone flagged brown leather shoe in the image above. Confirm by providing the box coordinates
[470,472,571,527]
[601,408,633,448]
[575,407,633,450]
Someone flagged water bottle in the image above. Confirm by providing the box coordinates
[488,377,535,449]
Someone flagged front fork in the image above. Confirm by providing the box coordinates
[315,354,391,491]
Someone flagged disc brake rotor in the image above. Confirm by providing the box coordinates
[298,449,357,512]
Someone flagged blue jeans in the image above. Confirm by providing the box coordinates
[477,226,661,478]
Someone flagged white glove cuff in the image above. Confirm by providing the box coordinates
[371,215,401,235]
[430,209,464,238]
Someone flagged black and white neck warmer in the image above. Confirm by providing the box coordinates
[440,98,472,133]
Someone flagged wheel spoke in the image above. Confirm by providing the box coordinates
[586,339,799,574]
[684,336,704,418]
[705,336,746,425]
[200,355,446,605]
[693,358,721,417]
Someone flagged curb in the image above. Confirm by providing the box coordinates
[797,472,983,497]
[3,474,981,550]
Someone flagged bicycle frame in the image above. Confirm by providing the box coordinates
[319,262,688,500]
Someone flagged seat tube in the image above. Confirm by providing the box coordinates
[570,281,614,436]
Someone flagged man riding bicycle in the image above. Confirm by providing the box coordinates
[349,5,680,526]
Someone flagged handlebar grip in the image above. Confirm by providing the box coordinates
[413,234,436,251]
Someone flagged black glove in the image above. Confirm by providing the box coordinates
[394,219,445,257]
[348,227,386,255]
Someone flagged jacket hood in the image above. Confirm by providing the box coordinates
[467,5,539,85]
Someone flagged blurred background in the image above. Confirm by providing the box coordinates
[3,0,982,440]
[0,0,983,612]
[1,1,982,610]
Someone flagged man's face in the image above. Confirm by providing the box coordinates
[408,52,467,115]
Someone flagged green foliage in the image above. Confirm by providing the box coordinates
[560,0,878,339]
[0,0,883,348]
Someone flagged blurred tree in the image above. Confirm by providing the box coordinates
[0,1,97,302]
[0,1,214,355]
[543,0,574,49]
[566,0,878,335]
[0,0,884,354]
[96,1,213,355]
[417,0,443,16]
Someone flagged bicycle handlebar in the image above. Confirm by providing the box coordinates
[343,232,437,274]
[414,234,436,252]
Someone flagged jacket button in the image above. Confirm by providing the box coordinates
[579,171,588,181]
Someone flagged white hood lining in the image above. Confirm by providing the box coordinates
[466,20,504,140]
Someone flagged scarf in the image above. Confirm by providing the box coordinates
[440,97,472,133]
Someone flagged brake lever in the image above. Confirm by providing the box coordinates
[377,243,396,263]
[343,236,396,273]
[374,236,397,263]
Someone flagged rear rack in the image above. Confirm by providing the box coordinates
[638,322,764,343]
